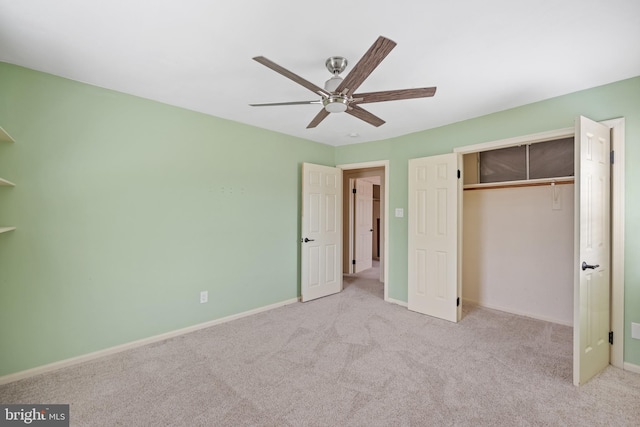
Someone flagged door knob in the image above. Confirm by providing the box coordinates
[581,261,600,271]
[302,237,315,243]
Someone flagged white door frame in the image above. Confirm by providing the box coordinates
[454,118,625,370]
[347,177,356,274]
[337,161,390,301]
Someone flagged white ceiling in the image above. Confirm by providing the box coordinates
[1,1,639,147]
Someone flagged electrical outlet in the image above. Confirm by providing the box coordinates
[200,291,208,304]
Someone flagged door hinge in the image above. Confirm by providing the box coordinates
[352,259,356,265]
[610,151,614,164]
[609,331,614,345]
[352,188,357,194]
[457,169,461,179]
[457,297,460,307]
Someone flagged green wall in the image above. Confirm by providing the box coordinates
[335,75,640,366]
[1,62,639,376]
[0,63,334,376]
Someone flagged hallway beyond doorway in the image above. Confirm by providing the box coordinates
[344,260,382,299]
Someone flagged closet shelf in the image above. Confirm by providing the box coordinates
[1,126,16,233]
[0,177,15,186]
[0,127,15,143]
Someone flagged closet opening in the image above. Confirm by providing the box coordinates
[462,135,576,325]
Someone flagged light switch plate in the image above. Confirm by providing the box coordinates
[632,322,640,340]
[395,208,404,218]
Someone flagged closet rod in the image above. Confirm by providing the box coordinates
[464,179,574,191]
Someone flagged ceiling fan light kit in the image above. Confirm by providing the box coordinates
[251,36,437,128]
[323,95,349,113]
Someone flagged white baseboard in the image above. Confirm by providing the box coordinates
[386,297,408,307]
[0,297,299,386]
[623,362,640,375]
[462,298,573,327]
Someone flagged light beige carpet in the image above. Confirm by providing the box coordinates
[2,266,639,426]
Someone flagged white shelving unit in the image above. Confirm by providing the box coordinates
[0,126,15,143]
[0,177,16,186]
[0,126,16,233]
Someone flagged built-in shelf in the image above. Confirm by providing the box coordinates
[0,127,15,186]
[1,126,16,232]
[0,126,15,143]
[0,177,15,186]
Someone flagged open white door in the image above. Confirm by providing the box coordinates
[354,179,373,273]
[408,153,462,322]
[574,116,611,386]
[301,163,342,302]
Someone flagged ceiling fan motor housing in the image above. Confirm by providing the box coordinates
[324,57,347,93]
[324,75,343,92]
[323,57,350,112]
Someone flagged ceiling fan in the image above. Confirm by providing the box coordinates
[250,36,437,129]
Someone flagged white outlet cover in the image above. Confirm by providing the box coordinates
[632,322,640,340]
[395,208,404,218]
[200,291,208,304]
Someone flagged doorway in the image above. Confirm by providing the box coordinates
[453,118,626,374]
[338,161,389,301]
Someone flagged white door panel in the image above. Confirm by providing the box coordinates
[355,179,373,273]
[408,153,462,322]
[301,163,342,302]
[574,116,611,386]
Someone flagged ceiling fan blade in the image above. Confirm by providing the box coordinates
[346,105,385,127]
[353,87,437,104]
[253,56,329,97]
[335,36,396,96]
[250,100,322,107]
[307,109,330,128]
